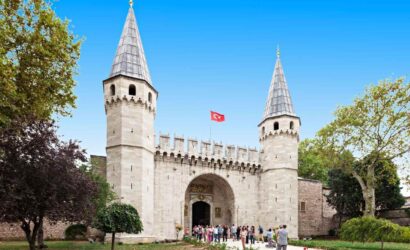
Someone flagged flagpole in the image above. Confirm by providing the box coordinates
[209,121,212,142]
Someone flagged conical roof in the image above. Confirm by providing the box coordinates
[263,49,295,119]
[109,6,152,84]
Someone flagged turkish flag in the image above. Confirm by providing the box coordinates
[210,111,225,122]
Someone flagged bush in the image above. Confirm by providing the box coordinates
[64,224,87,240]
[340,216,410,246]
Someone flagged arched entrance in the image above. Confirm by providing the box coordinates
[184,174,235,231]
[192,201,210,227]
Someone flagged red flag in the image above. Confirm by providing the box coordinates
[210,111,225,122]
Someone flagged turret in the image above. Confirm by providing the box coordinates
[259,48,300,238]
[103,1,157,238]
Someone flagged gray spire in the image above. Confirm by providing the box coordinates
[263,48,295,119]
[109,5,152,84]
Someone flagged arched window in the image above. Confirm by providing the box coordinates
[148,92,152,103]
[290,121,294,130]
[110,84,115,96]
[262,127,265,136]
[129,84,136,96]
[274,122,279,131]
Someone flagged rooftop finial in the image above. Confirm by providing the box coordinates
[276,45,280,58]
[129,0,133,8]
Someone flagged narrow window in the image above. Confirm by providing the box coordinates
[290,121,294,130]
[131,183,133,189]
[261,127,265,136]
[148,92,152,103]
[274,122,279,130]
[110,84,115,96]
[300,202,306,212]
[129,84,136,96]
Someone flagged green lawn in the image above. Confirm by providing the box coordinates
[0,241,191,250]
[290,240,410,250]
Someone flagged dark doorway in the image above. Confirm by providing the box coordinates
[192,201,210,227]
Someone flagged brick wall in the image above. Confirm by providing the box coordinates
[298,178,337,237]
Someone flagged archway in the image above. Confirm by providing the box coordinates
[184,174,235,231]
[192,201,210,227]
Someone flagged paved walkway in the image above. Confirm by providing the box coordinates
[216,239,316,250]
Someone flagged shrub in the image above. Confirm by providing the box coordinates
[340,216,410,249]
[64,224,87,240]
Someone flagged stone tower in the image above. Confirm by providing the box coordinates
[259,48,300,238]
[103,2,157,240]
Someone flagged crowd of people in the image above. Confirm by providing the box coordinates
[190,224,289,250]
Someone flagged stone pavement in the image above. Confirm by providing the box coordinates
[219,239,317,250]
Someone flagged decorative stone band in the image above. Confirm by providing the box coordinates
[154,151,262,175]
[154,134,262,174]
[104,95,156,114]
[259,128,299,141]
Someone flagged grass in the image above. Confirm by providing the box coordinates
[0,241,191,250]
[290,239,410,250]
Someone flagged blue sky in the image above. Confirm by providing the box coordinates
[54,0,410,158]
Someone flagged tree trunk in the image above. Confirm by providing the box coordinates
[363,166,376,216]
[37,218,45,249]
[20,219,39,250]
[111,232,115,250]
[352,168,376,217]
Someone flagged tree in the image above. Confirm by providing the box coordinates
[94,202,143,250]
[298,139,330,183]
[326,168,364,222]
[80,160,116,217]
[318,78,410,216]
[0,0,81,127]
[327,156,405,224]
[0,120,98,250]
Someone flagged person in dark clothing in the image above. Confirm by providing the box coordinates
[222,225,228,242]
[236,226,241,241]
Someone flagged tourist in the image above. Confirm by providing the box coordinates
[236,225,241,241]
[222,225,228,242]
[258,225,264,242]
[218,224,223,242]
[265,228,275,248]
[204,226,208,242]
[231,224,237,241]
[240,226,248,250]
[208,225,213,243]
[199,225,203,241]
[250,225,255,245]
[277,225,288,250]
[193,225,198,238]
[245,225,249,244]
[213,225,219,242]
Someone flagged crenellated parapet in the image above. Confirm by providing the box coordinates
[104,95,156,114]
[155,134,262,174]
[259,128,299,141]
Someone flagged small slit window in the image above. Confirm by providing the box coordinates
[261,127,265,136]
[129,84,136,96]
[274,122,279,130]
[110,84,115,96]
[300,202,306,212]
[290,121,294,130]
[148,92,152,103]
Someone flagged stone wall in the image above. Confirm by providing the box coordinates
[298,178,336,237]
[153,152,260,240]
[380,209,410,226]
[0,220,70,240]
